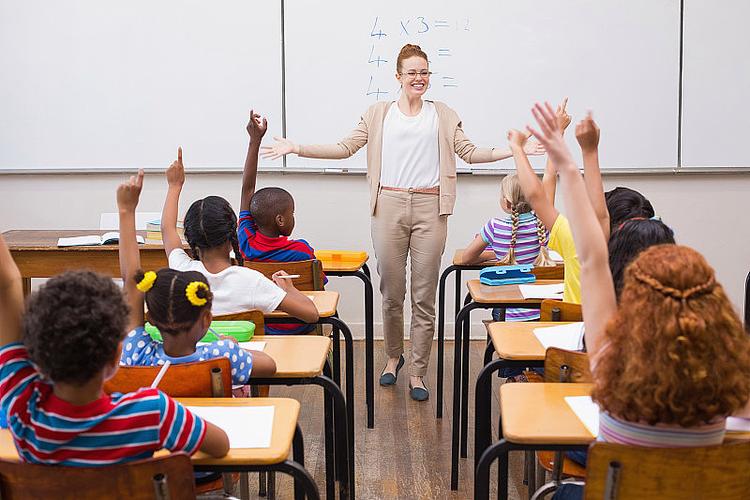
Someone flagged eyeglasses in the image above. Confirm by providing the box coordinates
[400,70,432,79]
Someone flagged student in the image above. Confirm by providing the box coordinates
[237,111,324,334]
[160,147,318,325]
[0,189,229,465]
[527,102,750,499]
[460,173,553,322]
[604,186,655,233]
[120,170,276,392]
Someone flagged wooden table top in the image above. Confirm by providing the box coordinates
[500,383,595,445]
[0,397,300,466]
[3,230,164,251]
[265,290,339,319]
[315,250,369,273]
[255,336,331,378]
[467,279,563,304]
[489,321,574,360]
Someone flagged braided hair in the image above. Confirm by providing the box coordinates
[183,196,244,266]
[135,268,213,337]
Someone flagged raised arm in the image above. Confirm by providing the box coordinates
[541,97,571,206]
[527,103,616,357]
[117,170,146,333]
[508,129,559,230]
[161,148,185,257]
[239,110,267,213]
[576,113,610,240]
[455,125,544,165]
[0,234,24,347]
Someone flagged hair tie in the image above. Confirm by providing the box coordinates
[136,271,157,293]
[185,281,209,306]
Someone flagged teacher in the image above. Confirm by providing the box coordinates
[262,44,542,401]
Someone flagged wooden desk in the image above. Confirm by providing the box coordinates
[266,291,339,319]
[316,250,369,274]
[489,321,573,361]
[259,336,331,378]
[0,397,320,500]
[467,279,562,305]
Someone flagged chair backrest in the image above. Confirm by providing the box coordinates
[584,441,750,500]
[212,310,266,336]
[540,299,583,322]
[104,358,232,397]
[543,347,592,383]
[244,259,324,291]
[0,453,196,500]
[532,265,565,280]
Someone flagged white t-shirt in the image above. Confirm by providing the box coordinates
[380,100,440,189]
[168,248,286,316]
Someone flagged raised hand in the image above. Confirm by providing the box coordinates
[527,102,576,172]
[556,97,571,132]
[575,111,600,153]
[246,109,268,144]
[166,147,185,188]
[507,129,529,150]
[261,137,298,160]
[117,169,144,212]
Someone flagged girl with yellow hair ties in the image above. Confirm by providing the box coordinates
[116,171,277,392]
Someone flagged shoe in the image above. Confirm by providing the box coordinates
[409,381,429,401]
[379,355,404,386]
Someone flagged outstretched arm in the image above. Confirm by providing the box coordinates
[118,170,146,333]
[240,110,267,213]
[576,112,610,240]
[541,97,571,206]
[162,148,185,257]
[527,103,616,358]
[508,129,559,230]
[0,234,24,347]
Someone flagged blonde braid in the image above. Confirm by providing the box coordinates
[533,214,555,267]
[499,205,519,265]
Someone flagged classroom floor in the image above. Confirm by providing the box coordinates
[217,340,529,500]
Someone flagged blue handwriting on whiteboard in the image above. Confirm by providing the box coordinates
[370,16,387,39]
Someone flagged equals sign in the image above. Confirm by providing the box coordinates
[434,20,450,28]
[437,48,452,57]
[442,76,458,88]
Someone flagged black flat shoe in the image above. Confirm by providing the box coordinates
[409,381,429,401]
[379,355,404,386]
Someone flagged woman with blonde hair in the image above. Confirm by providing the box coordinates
[262,44,543,400]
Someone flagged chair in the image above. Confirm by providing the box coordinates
[0,453,196,499]
[105,358,232,397]
[245,259,324,292]
[584,441,750,499]
[531,348,591,499]
[540,300,583,322]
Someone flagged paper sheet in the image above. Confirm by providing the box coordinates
[533,323,585,350]
[565,396,600,437]
[238,341,266,351]
[186,406,275,448]
[519,283,565,299]
[549,250,563,262]
[58,235,103,246]
[726,417,750,432]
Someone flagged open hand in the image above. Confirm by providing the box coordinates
[246,109,268,144]
[575,111,600,153]
[507,129,528,149]
[117,169,144,212]
[556,97,571,132]
[166,147,185,188]
[527,102,577,172]
[261,137,297,160]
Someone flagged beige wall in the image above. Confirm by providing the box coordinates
[1,171,748,338]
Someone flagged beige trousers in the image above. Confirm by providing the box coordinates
[371,190,448,376]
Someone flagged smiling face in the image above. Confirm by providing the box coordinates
[397,55,430,99]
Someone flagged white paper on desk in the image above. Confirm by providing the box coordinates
[565,396,600,437]
[519,283,565,299]
[549,250,563,262]
[185,406,275,448]
[238,341,266,351]
[726,417,750,432]
[533,323,585,351]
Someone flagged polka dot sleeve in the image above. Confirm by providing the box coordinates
[197,340,254,385]
[120,326,161,366]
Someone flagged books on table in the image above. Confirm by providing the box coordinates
[533,322,585,351]
[57,232,145,247]
[145,219,184,243]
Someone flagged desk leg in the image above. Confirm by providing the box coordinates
[314,371,352,500]
[474,359,506,472]
[436,265,456,419]
[277,460,321,500]
[322,365,337,499]
[475,440,511,500]
[293,425,305,500]
[460,293,472,458]
[353,269,375,429]
[331,319,341,386]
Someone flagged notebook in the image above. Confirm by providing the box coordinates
[57,232,144,247]
[533,322,585,350]
[185,405,275,448]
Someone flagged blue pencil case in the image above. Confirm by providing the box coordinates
[479,264,536,286]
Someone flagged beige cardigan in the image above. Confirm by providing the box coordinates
[297,100,495,216]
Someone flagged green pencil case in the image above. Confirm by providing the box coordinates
[145,321,255,343]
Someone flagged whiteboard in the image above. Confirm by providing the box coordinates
[681,0,750,168]
[0,0,283,172]
[284,0,680,172]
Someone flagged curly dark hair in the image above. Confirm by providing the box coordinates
[184,196,244,265]
[137,268,212,337]
[23,270,129,385]
[604,187,655,233]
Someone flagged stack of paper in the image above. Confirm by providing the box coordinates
[533,322,585,350]
[519,283,565,299]
[186,406,275,448]
[565,396,600,437]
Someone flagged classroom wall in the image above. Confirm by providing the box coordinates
[2,171,748,339]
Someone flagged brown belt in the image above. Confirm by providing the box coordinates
[380,185,440,195]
